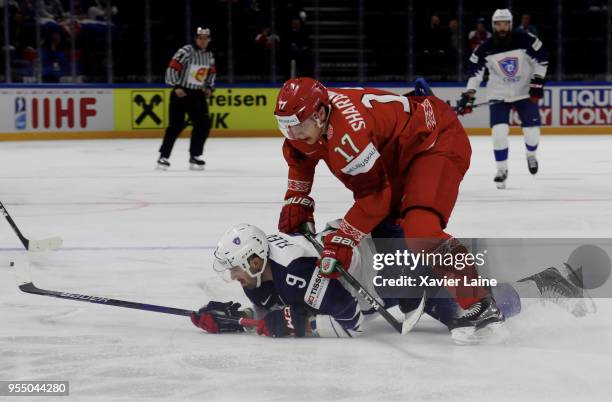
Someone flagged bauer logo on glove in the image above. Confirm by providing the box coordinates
[329,235,356,248]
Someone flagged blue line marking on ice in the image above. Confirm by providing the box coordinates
[0,246,216,252]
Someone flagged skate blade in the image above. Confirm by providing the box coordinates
[496,182,506,189]
[156,164,169,171]
[189,164,205,171]
[451,322,508,345]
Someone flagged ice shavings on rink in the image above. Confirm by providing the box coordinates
[1,135,612,401]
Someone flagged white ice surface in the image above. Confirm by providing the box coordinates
[1,136,611,401]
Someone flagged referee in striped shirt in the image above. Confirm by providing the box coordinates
[157,27,217,170]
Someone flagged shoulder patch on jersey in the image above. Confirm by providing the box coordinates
[304,271,330,310]
[340,142,380,176]
[531,37,542,51]
[469,53,479,63]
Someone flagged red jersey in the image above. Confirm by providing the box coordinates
[282,87,456,239]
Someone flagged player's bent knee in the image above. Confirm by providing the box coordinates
[491,123,509,138]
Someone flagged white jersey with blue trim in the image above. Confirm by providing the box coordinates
[466,32,548,102]
[242,231,377,338]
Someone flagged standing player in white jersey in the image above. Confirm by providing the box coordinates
[456,9,549,189]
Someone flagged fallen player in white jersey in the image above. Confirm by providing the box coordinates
[190,223,594,344]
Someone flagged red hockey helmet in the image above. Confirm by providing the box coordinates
[274,77,329,139]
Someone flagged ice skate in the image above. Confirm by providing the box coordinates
[156,157,170,170]
[494,169,508,189]
[527,155,538,175]
[189,156,206,170]
[518,267,592,317]
[449,296,507,345]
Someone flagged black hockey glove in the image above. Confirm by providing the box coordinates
[198,301,244,317]
[403,77,434,97]
[456,91,476,115]
[529,75,544,103]
[190,301,247,333]
[256,306,310,338]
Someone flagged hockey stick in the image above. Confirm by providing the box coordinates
[0,201,63,251]
[301,229,424,335]
[10,256,260,329]
[452,99,504,114]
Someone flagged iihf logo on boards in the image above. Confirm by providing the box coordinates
[15,97,27,130]
[498,57,519,80]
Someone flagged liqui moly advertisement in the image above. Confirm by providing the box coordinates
[560,88,612,126]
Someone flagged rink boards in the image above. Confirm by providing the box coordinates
[0,82,610,140]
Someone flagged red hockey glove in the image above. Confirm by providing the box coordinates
[318,229,358,279]
[256,306,308,338]
[529,76,544,103]
[190,312,221,333]
[278,195,315,234]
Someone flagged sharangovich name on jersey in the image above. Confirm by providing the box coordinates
[560,88,612,125]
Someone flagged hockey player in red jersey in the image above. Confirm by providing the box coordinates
[274,77,504,342]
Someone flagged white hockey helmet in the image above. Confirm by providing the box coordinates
[492,9,513,26]
[196,27,211,37]
[213,224,269,287]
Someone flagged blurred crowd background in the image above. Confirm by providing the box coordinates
[1,0,611,84]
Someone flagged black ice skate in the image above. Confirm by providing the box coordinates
[527,155,538,175]
[449,296,506,344]
[189,156,206,171]
[157,157,170,170]
[494,169,508,189]
[518,266,592,317]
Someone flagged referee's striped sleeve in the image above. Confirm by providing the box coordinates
[205,54,216,90]
[165,45,191,86]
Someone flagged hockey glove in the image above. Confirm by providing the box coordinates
[256,306,309,338]
[278,195,315,234]
[456,91,476,115]
[318,229,357,279]
[190,301,246,333]
[403,77,434,97]
[529,76,544,103]
[414,77,434,96]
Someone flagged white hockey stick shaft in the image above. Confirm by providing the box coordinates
[0,201,63,251]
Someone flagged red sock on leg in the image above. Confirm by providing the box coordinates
[403,208,488,309]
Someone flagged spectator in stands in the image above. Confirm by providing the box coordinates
[37,0,67,41]
[586,0,608,13]
[39,0,65,20]
[447,18,460,74]
[286,17,312,76]
[448,18,460,54]
[255,26,280,50]
[86,0,118,21]
[254,26,280,78]
[515,13,538,36]
[468,17,491,50]
[422,14,450,77]
[41,30,68,82]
